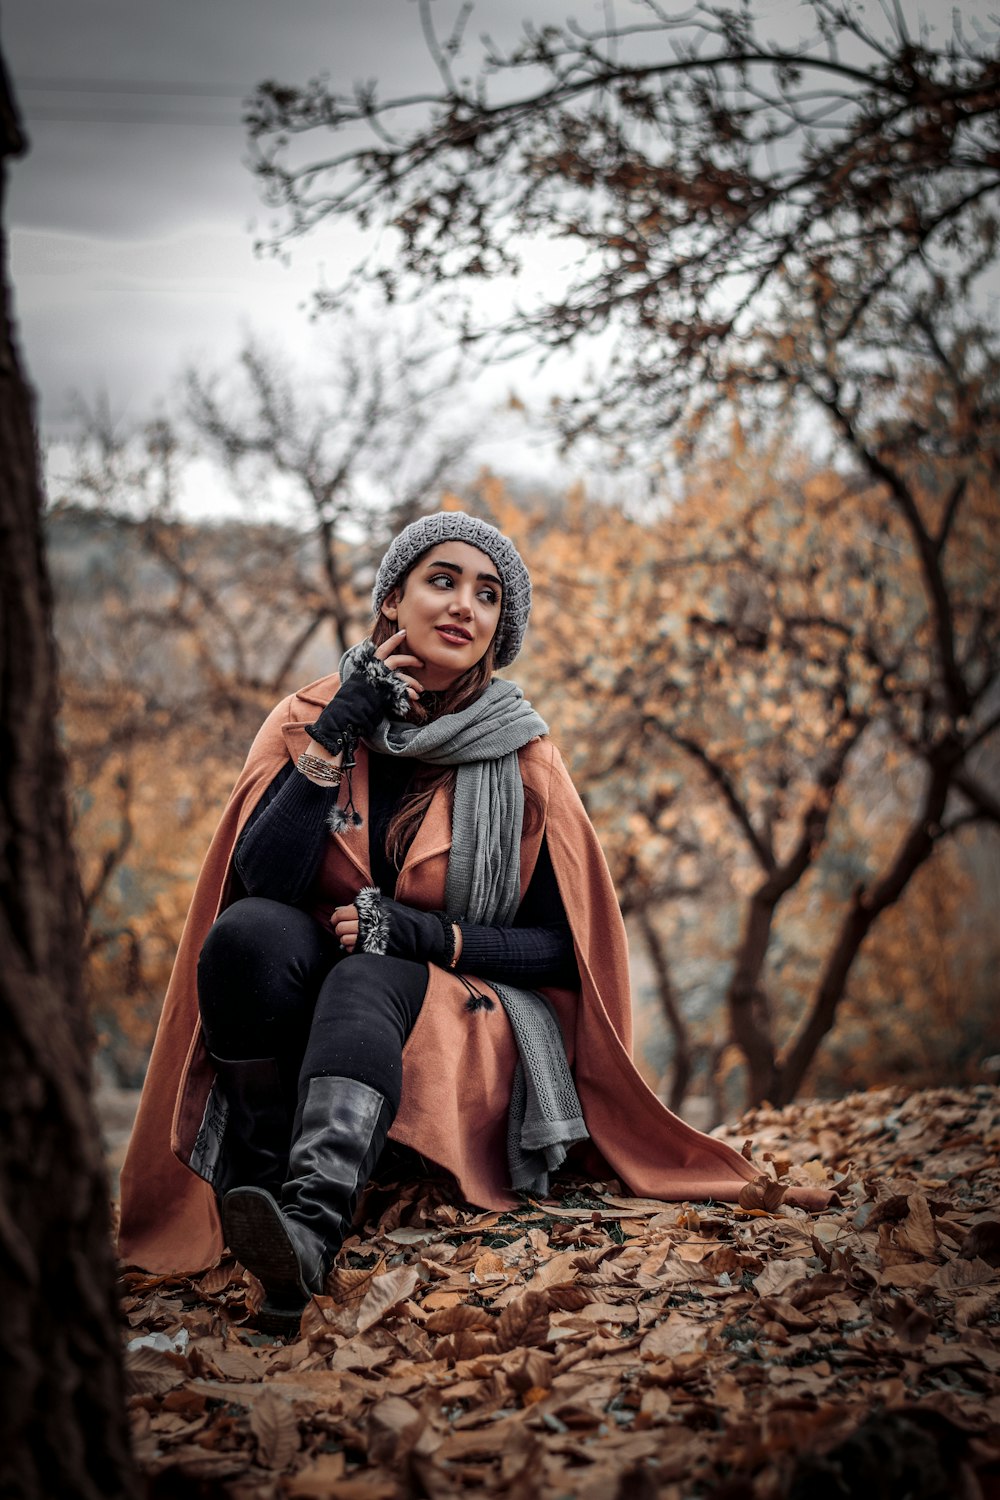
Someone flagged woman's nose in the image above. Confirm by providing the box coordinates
[449,592,473,616]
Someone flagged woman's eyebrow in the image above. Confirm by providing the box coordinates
[428,559,503,589]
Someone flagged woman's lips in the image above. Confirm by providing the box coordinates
[435,625,472,644]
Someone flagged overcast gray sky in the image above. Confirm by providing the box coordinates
[3,0,602,457]
[1,0,975,486]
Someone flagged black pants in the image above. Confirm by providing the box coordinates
[197,897,427,1114]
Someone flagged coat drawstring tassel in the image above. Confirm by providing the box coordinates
[326,744,363,832]
[458,973,495,1012]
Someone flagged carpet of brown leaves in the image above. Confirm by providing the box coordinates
[120,1085,1000,1499]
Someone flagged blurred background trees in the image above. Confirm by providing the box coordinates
[47,0,999,1119]
[51,423,999,1117]
[52,322,474,1081]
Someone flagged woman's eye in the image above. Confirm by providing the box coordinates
[428,573,497,605]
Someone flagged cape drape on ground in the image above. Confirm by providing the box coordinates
[118,674,830,1273]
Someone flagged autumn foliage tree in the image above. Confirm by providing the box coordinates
[506,409,998,1107]
[244,0,999,442]
[52,329,477,1073]
[240,0,1000,1104]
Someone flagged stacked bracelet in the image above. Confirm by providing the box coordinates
[296,752,344,787]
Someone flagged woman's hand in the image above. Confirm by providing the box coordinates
[331,903,359,951]
[374,628,425,703]
[307,630,426,756]
[339,890,456,965]
[334,891,461,966]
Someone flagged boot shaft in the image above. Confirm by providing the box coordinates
[283,1074,394,1242]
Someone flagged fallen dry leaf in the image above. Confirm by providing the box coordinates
[473,1249,506,1280]
[124,1346,188,1397]
[248,1387,299,1469]
[753,1255,812,1298]
[285,1452,347,1497]
[958,1220,1000,1266]
[895,1194,940,1258]
[116,1083,1000,1500]
[355,1264,420,1333]
[494,1291,550,1352]
[737,1175,788,1212]
[640,1311,709,1359]
[424,1304,495,1335]
[328,1257,389,1306]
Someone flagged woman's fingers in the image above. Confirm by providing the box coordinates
[375,632,424,669]
[374,629,416,662]
[331,904,359,951]
[389,667,425,700]
[372,631,424,700]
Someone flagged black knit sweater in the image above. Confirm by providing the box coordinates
[234,755,578,988]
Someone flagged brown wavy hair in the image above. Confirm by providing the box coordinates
[370,589,542,868]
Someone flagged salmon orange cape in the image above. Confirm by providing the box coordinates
[118,674,829,1273]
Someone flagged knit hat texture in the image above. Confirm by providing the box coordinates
[371,511,532,668]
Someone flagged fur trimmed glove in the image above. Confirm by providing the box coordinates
[306,640,411,755]
[354,887,454,965]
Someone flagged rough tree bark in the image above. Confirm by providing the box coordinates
[0,57,137,1500]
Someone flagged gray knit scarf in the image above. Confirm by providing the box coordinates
[340,641,547,923]
[339,640,589,1193]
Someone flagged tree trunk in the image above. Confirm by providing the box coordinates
[774,755,956,1105]
[637,910,691,1114]
[0,60,137,1500]
[726,732,862,1108]
[726,883,782,1108]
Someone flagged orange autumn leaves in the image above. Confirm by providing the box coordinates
[119,1083,1000,1497]
[505,446,997,1105]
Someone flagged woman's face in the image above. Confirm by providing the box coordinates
[381,540,502,692]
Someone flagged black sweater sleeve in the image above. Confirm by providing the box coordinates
[456,836,579,989]
[233,761,338,903]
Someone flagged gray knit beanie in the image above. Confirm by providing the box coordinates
[371,511,532,668]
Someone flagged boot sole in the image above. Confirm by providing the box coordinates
[255,1298,309,1338]
[222,1187,310,1303]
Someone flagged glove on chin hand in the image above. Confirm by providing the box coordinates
[354,887,452,965]
[307,640,412,754]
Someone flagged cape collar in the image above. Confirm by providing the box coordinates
[279,707,452,890]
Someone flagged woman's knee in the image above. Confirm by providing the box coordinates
[197,898,335,1045]
[199,897,301,970]
[319,953,428,1030]
[303,954,428,1104]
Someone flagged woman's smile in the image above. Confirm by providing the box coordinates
[435,623,473,644]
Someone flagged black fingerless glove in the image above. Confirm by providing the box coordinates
[355,887,454,965]
[306,640,412,755]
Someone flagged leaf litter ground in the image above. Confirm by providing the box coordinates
[119,1084,1000,1498]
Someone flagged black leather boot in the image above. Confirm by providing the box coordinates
[211,1054,292,1198]
[222,1075,393,1310]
